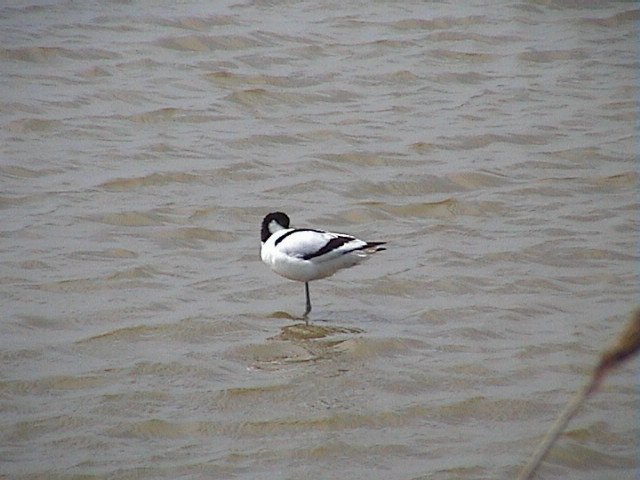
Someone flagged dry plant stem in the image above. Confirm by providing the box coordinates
[517,308,640,480]
[516,378,596,480]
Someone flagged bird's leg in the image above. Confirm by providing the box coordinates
[303,282,312,321]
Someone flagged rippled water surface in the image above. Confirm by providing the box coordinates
[1,1,638,479]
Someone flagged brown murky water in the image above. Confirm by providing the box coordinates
[1,1,637,479]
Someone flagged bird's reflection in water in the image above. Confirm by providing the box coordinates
[247,311,368,365]
[274,322,364,341]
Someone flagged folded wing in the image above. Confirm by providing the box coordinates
[277,229,369,262]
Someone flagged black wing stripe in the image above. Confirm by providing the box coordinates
[273,228,323,246]
[302,236,353,260]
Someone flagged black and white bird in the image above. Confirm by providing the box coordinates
[260,211,386,318]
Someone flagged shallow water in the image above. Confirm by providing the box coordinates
[0,1,638,479]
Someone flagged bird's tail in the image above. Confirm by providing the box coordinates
[361,242,387,253]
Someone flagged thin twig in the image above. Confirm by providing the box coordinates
[517,308,640,480]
